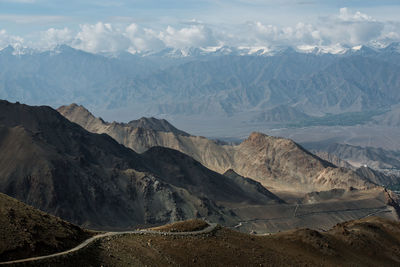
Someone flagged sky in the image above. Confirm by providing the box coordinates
[0,0,400,53]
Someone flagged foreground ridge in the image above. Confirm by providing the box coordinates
[0,222,217,265]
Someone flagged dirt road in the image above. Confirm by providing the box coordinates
[0,223,217,265]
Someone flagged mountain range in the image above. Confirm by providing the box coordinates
[0,100,284,229]
[1,43,400,136]
[304,141,400,170]
[57,103,400,231]
[1,38,400,265]
[58,103,377,192]
[1,100,399,233]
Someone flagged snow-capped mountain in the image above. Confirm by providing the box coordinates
[1,42,400,128]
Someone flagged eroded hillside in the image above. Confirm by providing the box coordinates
[59,104,375,192]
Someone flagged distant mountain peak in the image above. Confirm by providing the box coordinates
[245,132,284,146]
[58,103,190,136]
[347,45,379,56]
[0,44,35,56]
[127,116,190,136]
[2,42,400,59]
[384,42,400,53]
[0,45,14,54]
[58,103,94,118]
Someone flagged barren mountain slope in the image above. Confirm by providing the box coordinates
[59,104,374,192]
[0,192,92,262]
[356,166,400,187]
[0,100,281,229]
[45,217,400,267]
[304,141,400,170]
[311,151,354,169]
[232,133,373,191]
[58,104,234,173]
[58,103,189,136]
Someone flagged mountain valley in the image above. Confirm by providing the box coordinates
[0,100,284,230]
[1,44,400,266]
[0,100,398,236]
[59,103,380,193]
[55,102,400,233]
[2,44,400,136]
[2,1,400,265]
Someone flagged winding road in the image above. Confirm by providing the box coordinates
[0,223,218,265]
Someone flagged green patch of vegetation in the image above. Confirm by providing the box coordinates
[286,110,387,128]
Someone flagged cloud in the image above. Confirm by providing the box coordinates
[125,24,164,53]
[374,21,400,46]
[239,8,388,48]
[246,21,320,46]
[34,27,73,50]
[338,7,375,22]
[73,22,130,53]
[317,8,385,46]
[0,29,24,50]
[0,14,66,24]
[52,22,219,53]
[0,8,399,54]
[158,25,218,49]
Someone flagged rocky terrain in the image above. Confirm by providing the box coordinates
[149,219,209,232]
[28,216,400,267]
[0,100,282,229]
[227,133,372,192]
[304,141,400,189]
[1,29,400,266]
[0,192,92,262]
[59,104,375,192]
[3,44,400,130]
[312,151,354,169]
[304,141,400,170]
[356,167,400,187]
[1,100,399,234]
[230,187,399,234]
[53,103,400,234]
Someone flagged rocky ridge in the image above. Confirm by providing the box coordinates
[0,192,92,262]
[58,103,375,192]
[0,100,281,229]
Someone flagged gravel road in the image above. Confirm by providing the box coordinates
[0,223,217,265]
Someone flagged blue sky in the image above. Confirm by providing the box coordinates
[0,0,400,53]
[1,0,400,31]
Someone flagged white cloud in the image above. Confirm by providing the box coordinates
[241,21,320,47]
[0,8,399,54]
[35,27,73,50]
[73,22,130,53]
[317,8,384,46]
[125,24,164,53]
[0,29,24,50]
[241,8,388,48]
[158,25,218,49]
[338,7,374,22]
